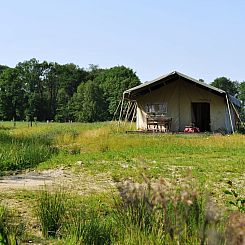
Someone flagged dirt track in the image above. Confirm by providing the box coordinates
[0,167,115,194]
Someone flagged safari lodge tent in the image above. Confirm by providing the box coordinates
[122,71,241,133]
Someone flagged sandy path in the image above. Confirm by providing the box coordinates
[0,168,115,194]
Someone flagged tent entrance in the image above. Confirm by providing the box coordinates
[191,102,210,132]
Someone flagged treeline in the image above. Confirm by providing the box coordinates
[0,60,244,123]
[0,59,140,122]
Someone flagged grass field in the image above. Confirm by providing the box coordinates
[0,121,244,244]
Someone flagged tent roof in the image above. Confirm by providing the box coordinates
[124,71,241,107]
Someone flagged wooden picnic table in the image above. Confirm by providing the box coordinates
[146,116,172,132]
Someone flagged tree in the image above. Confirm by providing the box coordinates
[238,82,245,104]
[0,68,26,120]
[0,65,9,75]
[0,60,141,122]
[94,66,141,118]
[55,88,71,122]
[211,77,239,96]
[71,80,108,122]
[54,63,89,121]
[16,58,48,122]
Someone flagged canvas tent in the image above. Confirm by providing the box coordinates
[122,71,241,133]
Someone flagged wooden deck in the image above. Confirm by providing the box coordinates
[125,130,222,136]
[126,130,173,134]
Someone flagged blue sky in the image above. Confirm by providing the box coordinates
[1,0,245,83]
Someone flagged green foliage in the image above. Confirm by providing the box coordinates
[0,60,140,122]
[95,65,140,117]
[36,189,113,243]
[238,81,245,120]
[211,77,239,96]
[53,63,89,122]
[0,65,9,75]
[238,81,245,103]
[113,178,207,244]
[0,122,244,244]
[71,80,108,122]
[0,68,25,120]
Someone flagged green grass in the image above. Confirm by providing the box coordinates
[1,121,244,195]
[1,121,244,197]
[0,121,244,244]
[36,188,67,238]
[0,205,25,244]
[35,179,227,245]
[39,127,244,202]
[0,130,55,172]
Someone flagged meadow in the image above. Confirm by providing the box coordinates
[0,121,244,244]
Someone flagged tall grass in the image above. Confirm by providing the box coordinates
[36,189,67,238]
[34,178,244,244]
[36,188,113,244]
[113,176,226,244]
[64,209,112,245]
[0,205,25,244]
[0,130,57,172]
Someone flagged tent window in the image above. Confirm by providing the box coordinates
[146,103,167,115]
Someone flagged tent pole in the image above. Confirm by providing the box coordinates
[117,95,125,132]
[178,77,181,131]
[230,101,243,124]
[112,99,122,121]
[122,101,130,123]
[127,101,136,122]
[124,101,132,122]
[130,102,137,129]
[230,101,244,130]
[118,93,125,123]
[226,94,234,134]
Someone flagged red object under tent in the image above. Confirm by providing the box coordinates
[184,126,200,133]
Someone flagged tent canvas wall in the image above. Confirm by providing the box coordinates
[123,71,241,133]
